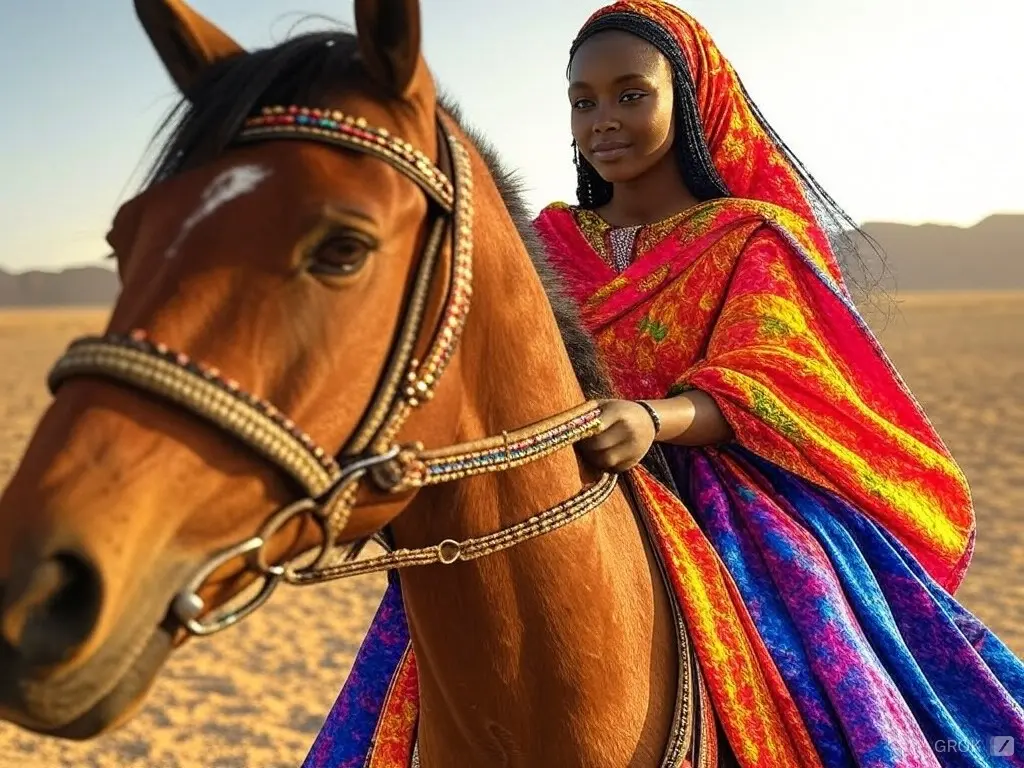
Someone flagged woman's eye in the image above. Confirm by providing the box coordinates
[308,234,374,277]
[621,92,647,103]
[572,98,594,110]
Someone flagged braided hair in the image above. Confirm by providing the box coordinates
[567,11,887,300]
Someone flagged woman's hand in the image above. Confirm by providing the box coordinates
[579,390,732,472]
[578,399,658,472]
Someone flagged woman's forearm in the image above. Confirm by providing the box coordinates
[643,390,734,446]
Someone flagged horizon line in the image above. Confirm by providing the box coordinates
[3,209,1021,275]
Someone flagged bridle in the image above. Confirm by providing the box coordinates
[46,105,616,637]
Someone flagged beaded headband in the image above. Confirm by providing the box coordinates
[238,106,455,209]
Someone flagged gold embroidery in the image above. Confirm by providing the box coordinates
[677,202,723,247]
[638,263,671,293]
[570,201,730,274]
[635,207,701,256]
[572,208,611,263]
[586,275,630,307]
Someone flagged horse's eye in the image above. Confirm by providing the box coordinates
[308,233,374,277]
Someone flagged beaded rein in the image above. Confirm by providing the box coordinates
[47,106,614,636]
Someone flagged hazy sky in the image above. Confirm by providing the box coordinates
[0,0,1020,271]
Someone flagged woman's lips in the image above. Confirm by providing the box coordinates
[591,141,631,161]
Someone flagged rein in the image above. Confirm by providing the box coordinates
[47,105,614,637]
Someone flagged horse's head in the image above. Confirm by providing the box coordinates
[0,0,481,738]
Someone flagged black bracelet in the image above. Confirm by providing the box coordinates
[634,400,662,437]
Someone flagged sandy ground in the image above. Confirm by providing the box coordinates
[0,294,1021,767]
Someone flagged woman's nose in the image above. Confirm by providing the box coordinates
[593,111,621,133]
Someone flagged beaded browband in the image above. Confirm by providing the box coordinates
[238,106,455,209]
[47,105,612,636]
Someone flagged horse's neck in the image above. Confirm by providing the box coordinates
[390,199,678,766]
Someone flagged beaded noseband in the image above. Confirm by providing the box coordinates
[47,106,614,636]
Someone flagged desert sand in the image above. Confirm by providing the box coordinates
[0,294,1021,767]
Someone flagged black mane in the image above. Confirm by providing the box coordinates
[436,97,612,402]
[142,29,611,401]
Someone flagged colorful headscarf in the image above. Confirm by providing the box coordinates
[573,0,845,288]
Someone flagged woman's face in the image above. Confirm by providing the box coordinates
[568,30,676,185]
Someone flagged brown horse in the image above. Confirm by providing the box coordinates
[0,0,703,764]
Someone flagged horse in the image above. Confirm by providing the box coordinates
[0,0,704,764]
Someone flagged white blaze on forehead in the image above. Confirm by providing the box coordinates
[166,164,273,258]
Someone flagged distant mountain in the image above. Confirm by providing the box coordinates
[0,213,1020,306]
[855,214,1024,291]
[0,265,119,307]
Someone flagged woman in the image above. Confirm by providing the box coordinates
[531,1,1024,766]
[308,2,1024,766]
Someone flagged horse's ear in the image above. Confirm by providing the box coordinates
[354,0,428,98]
[134,0,245,95]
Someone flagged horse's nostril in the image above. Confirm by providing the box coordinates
[0,550,104,667]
